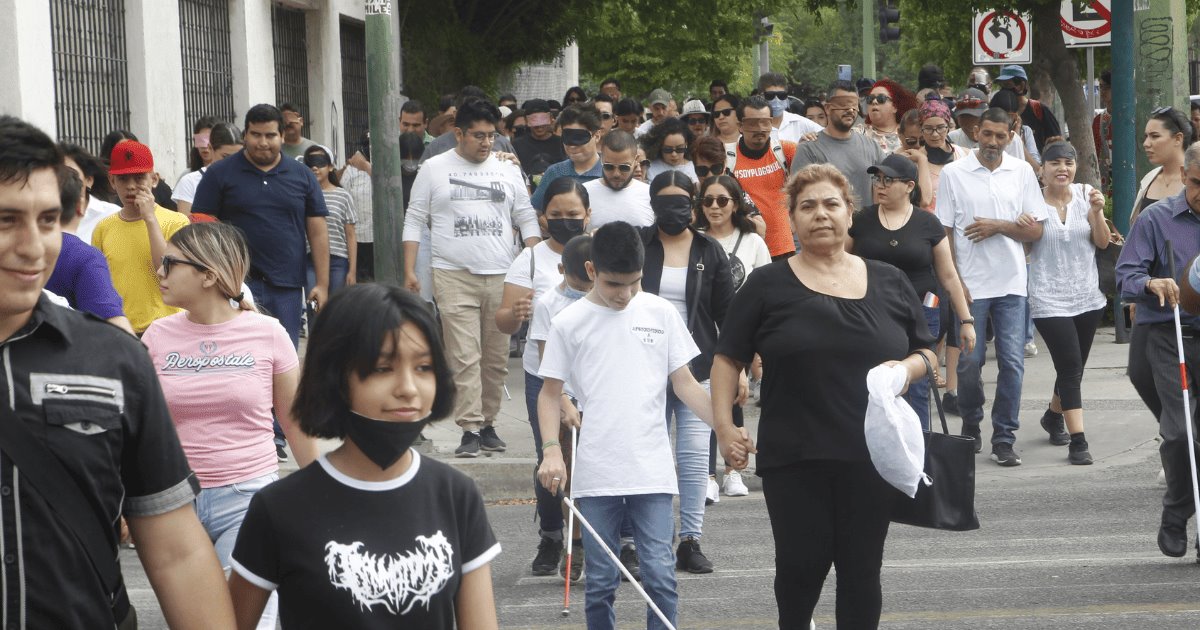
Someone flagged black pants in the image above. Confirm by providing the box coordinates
[762,461,893,630]
[1143,324,1200,525]
[1129,322,1164,420]
[356,242,374,282]
[1032,308,1103,411]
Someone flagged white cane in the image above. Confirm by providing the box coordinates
[563,497,678,630]
[1166,240,1200,554]
[561,424,579,617]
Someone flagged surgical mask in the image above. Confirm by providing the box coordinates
[342,410,429,470]
[546,218,586,244]
[561,284,588,300]
[651,194,694,236]
[768,97,788,117]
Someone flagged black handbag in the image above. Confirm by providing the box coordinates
[1096,218,1124,295]
[890,354,981,531]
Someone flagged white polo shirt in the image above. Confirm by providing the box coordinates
[936,150,1047,300]
[772,111,823,143]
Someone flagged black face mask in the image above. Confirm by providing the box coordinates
[546,218,586,244]
[925,144,955,166]
[343,410,429,470]
[651,195,694,235]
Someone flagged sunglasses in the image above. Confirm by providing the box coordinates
[602,162,634,174]
[695,164,725,178]
[702,195,733,208]
[639,159,651,169]
[866,94,892,105]
[904,137,920,148]
[714,108,736,118]
[685,116,709,126]
[661,146,688,155]
[1152,106,1177,116]
[161,255,208,275]
[764,90,789,101]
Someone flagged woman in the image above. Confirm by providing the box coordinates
[712,164,936,629]
[562,86,588,107]
[635,147,651,183]
[847,153,974,428]
[175,122,241,217]
[228,284,500,629]
[303,145,357,296]
[495,178,590,579]
[1130,106,1192,225]
[1029,142,1111,465]
[642,117,698,183]
[172,117,218,216]
[142,223,319,629]
[803,99,827,128]
[640,171,737,572]
[918,99,969,213]
[857,78,919,155]
[694,175,770,497]
[711,93,742,148]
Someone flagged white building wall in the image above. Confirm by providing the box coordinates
[230,0,277,120]
[126,0,188,183]
[0,0,57,136]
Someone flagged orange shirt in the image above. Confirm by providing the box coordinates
[733,142,796,257]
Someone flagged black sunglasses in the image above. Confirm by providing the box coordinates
[695,164,725,178]
[661,146,688,155]
[702,195,733,208]
[161,255,208,275]
[866,94,892,105]
[714,108,736,118]
[639,159,652,169]
[602,162,634,173]
[764,90,789,101]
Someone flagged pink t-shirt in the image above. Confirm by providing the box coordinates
[142,310,298,488]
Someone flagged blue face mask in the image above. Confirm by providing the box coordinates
[561,284,588,300]
[768,97,788,117]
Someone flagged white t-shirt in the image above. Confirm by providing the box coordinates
[529,285,584,398]
[402,150,540,274]
[583,179,654,229]
[504,241,564,375]
[936,151,1047,300]
[538,292,699,498]
[659,266,689,324]
[646,159,698,184]
[710,230,772,291]
[74,196,121,244]
[772,111,823,143]
[172,168,205,204]
[635,118,656,139]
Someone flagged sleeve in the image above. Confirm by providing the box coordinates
[782,141,797,170]
[529,164,557,212]
[1117,211,1159,301]
[664,301,701,374]
[342,191,357,225]
[402,164,433,242]
[190,167,221,217]
[171,173,198,204]
[529,293,554,342]
[751,235,773,271]
[229,492,282,590]
[1043,108,1063,141]
[89,220,106,249]
[790,143,815,174]
[455,474,501,574]
[1189,253,1200,294]
[924,212,946,247]
[304,169,329,218]
[1021,167,1048,221]
[893,270,936,353]
[510,166,541,241]
[715,270,768,363]
[935,170,957,229]
[73,246,126,319]
[162,213,190,240]
[271,319,300,373]
[537,319,572,382]
[504,247,533,288]
[1024,127,1042,164]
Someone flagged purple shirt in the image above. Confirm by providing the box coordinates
[1116,191,1200,327]
[45,232,125,320]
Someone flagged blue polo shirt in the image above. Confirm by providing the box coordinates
[44,232,125,320]
[191,150,327,288]
[530,158,603,211]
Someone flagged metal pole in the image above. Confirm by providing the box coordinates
[862,0,876,80]
[1111,0,1134,236]
[759,24,770,76]
[1086,47,1096,115]
[365,0,404,285]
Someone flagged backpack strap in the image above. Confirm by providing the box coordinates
[725,146,738,174]
[770,139,788,170]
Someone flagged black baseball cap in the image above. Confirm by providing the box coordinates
[867,153,918,181]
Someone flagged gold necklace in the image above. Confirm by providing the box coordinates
[880,204,912,247]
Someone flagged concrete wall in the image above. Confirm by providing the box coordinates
[0,0,57,136]
[126,0,188,182]
[230,0,277,123]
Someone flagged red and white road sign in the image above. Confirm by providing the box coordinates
[1061,0,1111,47]
[973,11,1033,65]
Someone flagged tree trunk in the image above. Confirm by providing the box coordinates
[1033,5,1101,188]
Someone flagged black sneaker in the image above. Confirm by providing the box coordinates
[531,536,562,576]
[1068,440,1093,465]
[1040,410,1070,446]
[942,392,960,416]
[275,444,289,462]
[479,426,507,452]
[619,544,641,582]
[961,423,982,454]
[560,542,584,582]
[455,431,481,458]
[676,537,714,574]
[991,442,1022,467]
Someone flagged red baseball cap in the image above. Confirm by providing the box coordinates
[109,140,154,175]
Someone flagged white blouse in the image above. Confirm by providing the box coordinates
[1028,183,1108,319]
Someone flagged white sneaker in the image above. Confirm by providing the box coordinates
[722,470,750,497]
[705,476,720,505]
[748,377,761,402]
[1157,467,1167,486]
[1024,342,1038,357]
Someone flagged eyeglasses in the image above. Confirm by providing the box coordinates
[639,159,651,169]
[764,90,789,101]
[871,174,908,187]
[161,255,208,276]
[866,94,892,105]
[661,145,688,155]
[714,108,736,118]
[695,164,725,178]
[684,116,709,126]
[702,195,733,208]
[468,131,498,142]
[921,124,950,134]
[602,162,634,173]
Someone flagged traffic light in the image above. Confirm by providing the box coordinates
[879,1,900,43]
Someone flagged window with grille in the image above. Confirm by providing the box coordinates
[50,0,131,156]
[179,0,236,157]
[340,19,369,154]
[272,4,310,132]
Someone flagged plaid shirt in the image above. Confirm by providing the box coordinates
[341,164,373,243]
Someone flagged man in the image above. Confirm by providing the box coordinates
[279,102,316,161]
[593,92,616,136]
[399,99,433,144]
[758,73,822,143]
[58,143,119,244]
[192,103,330,349]
[512,98,566,182]
[1118,142,1200,560]
[403,99,541,457]
[584,130,654,229]
[615,98,644,136]
[424,88,517,162]
[730,96,796,260]
[990,88,1043,174]
[636,88,673,138]
[498,93,518,109]
[791,80,886,210]
[600,78,622,101]
[709,80,728,104]
[996,64,1062,153]
[681,99,711,139]
[948,87,988,149]
[937,107,1046,467]
[531,106,604,211]
[0,114,235,628]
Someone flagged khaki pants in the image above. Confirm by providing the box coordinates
[432,268,510,432]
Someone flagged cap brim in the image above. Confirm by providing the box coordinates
[866,165,902,178]
[955,107,986,119]
[107,166,153,175]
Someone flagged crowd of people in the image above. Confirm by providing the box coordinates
[1,56,1197,630]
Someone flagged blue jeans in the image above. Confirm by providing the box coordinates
[957,295,1027,445]
[246,278,303,349]
[195,473,279,629]
[666,381,710,541]
[524,371,564,535]
[306,255,350,321]
[578,494,678,630]
[903,306,940,431]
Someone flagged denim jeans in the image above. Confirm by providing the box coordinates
[577,494,678,630]
[524,371,564,535]
[957,295,1027,445]
[245,278,303,349]
[306,254,350,322]
[666,381,710,540]
[903,305,940,431]
[195,473,279,629]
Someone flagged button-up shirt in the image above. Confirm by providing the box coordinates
[1116,191,1200,327]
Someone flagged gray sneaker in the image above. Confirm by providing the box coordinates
[479,426,507,452]
[455,431,481,458]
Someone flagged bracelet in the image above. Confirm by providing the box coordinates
[960,318,975,324]
[542,440,561,451]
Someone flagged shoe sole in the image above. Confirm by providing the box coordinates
[1069,455,1094,465]
[679,565,714,574]
[990,453,1022,466]
[480,445,507,452]
[531,567,557,576]
[455,451,480,458]
[724,489,750,497]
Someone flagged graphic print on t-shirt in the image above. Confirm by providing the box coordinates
[324,532,455,615]
[161,340,256,372]
[448,174,509,238]
[632,323,664,346]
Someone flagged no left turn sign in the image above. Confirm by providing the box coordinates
[973,11,1033,65]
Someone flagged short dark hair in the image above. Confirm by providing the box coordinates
[498,93,517,104]
[561,234,592,282]
[713,93,740,112]
[556,105,601,133]
[58,142,105,187]
[400,100,425,117]
[209,122,242,150]
[600,129,638,154]
[828,80,857,96]
[455,99,501,129]
[244,103,285,133]
[57,165,83,222]
[710,79,729,90]
[592,92,615,106]
[981,107,1014,127]
[650,169,697,199]
[738,95,771,120]
[692,135,726,165]
[693,175,754,234]
[989,88,1021,114]
[590,221,644,274]
[100,129,137,164]
[457,86,488,108]
[293,284,457,438]
[1151,106,1195,149]
[1100,70,1112,87]
[0,116,62,187]
[399,132,425,161]
[437,94,456,113]
[522,98,551,114]
[601,78,621,89]
[615,97,643,117]
[757,72,788,91]
[279,102,300,115]
[543,176,590,213]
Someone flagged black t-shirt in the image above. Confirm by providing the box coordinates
[232,452,500,629]
[715,260,934,472]
[848,205,945,300]
[512,134,567,177]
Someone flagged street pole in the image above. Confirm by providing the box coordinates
[759,21,770,77]
[1111,0,1134,236]
[862,0,876,80]
[365,0,404,285]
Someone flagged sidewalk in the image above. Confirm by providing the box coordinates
[282,326,1162,500]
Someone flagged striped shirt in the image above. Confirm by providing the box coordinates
[321,187,358,259]
[341,165,372,243]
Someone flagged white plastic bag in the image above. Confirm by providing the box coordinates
[864,363,926,498]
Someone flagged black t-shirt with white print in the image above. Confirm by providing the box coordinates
[231,451,500,629]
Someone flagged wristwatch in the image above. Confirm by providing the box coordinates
[960,318,975,325]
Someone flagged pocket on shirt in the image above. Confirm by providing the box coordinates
[43,400,123,436]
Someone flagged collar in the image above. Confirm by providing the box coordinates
[1167,191,1199,219]
[964,149,1018,173]
[739,137,769,159]
[4,294,73,346]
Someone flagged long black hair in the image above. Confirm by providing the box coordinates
[693,175,756,234]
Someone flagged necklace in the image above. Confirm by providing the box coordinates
[880,204,912,247]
